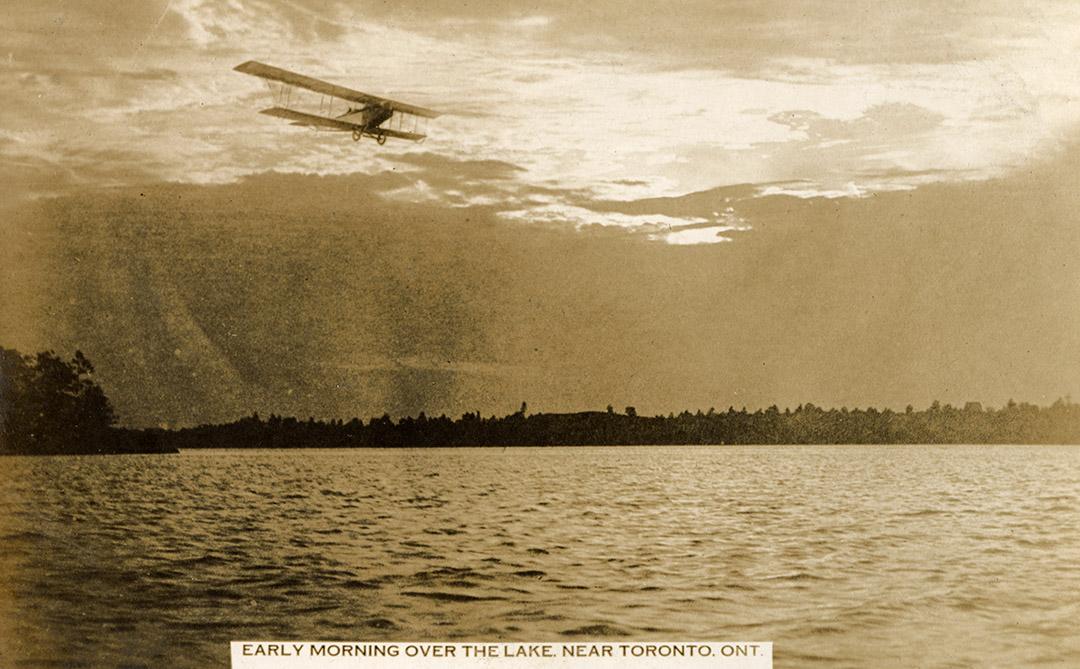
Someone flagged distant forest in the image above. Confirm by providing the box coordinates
[165,399,1080,450]
[3,348,1080,455]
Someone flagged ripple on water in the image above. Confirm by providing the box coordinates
[560,623,631,637]
[401,591,505,602]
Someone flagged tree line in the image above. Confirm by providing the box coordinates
[164,398,1080,449]
[4,347,1079,454]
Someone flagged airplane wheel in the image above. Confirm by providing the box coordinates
[352,129,362,142]
[376,134,387,145]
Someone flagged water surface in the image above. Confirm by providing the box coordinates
[1,445,1078,668]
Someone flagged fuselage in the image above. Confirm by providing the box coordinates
[337,105,393,131]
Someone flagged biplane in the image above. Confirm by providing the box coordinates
[234,61,440,144]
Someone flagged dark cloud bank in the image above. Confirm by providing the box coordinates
[3,144,1079,427]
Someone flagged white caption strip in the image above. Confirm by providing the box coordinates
[232,642,772,669]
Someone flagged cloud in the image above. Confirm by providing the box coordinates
[758,182,872,200]
[655,226,737,246]
[497,202,709,232]
[768,103,946,142]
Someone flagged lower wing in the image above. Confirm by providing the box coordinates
[259,106,353,131]
[259,107,427,141]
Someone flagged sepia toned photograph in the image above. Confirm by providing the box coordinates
[2,2,1079,667]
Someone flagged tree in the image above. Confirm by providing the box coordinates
[625,406,637,417]
[1,348,117,454]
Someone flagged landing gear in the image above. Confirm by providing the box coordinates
[376,134,387,145]
[352,129,362,142]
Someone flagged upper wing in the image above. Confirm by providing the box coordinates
[236,60,441,119]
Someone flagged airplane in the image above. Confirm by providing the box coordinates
[234,60,441,145]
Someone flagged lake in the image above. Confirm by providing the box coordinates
[1,445,1078,668]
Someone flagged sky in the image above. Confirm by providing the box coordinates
[2,2,1080,425]
[5,1,1080,213]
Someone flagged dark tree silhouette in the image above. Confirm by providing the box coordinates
[159,396,1080,450]
[1,348,123,454]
